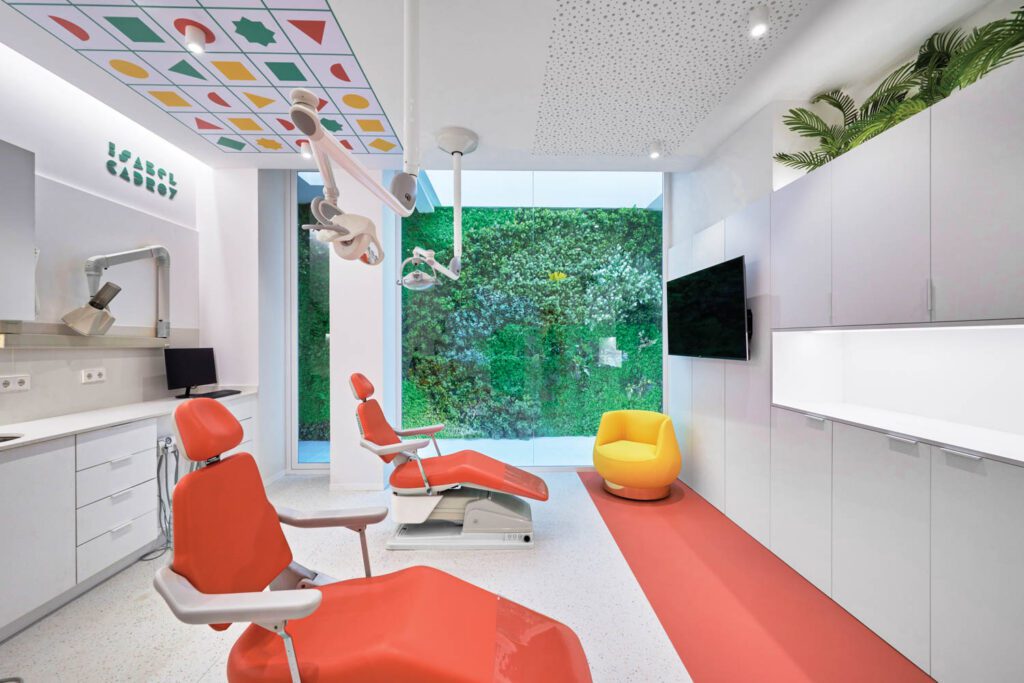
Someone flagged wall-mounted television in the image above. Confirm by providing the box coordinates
[666,255,750,361]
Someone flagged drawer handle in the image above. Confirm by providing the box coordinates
[941,447,982,461]
[110,520,134,535]
[109,455,133,467]
[887,434,918,446]
[110,489,133,502]
[804,414,826,423]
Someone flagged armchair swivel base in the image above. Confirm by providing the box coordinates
[602,479,672,501]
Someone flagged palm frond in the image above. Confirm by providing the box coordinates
[773,150,832,171]
[780,108,834,141]
[847,98,928,148]
[860,62,917,117]
[811,89,859,126]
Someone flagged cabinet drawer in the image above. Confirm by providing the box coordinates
[77,479,157,546]
[77,509,158,583]
[240,417,253,444]
[76,419,157,471]
[76,449,156,507]
[226,397,255,422]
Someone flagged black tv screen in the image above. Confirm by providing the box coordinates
[666,256,749,361]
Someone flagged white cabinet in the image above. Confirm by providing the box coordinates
[724,195,771,543]
[0,139,36,321]
[832,424,930,671]
[831,113,932,326]
[689,359,725,510]
[931,447,1024,682]
[931,59,1024,322]
[770,166,831,328]
[0,437,76,628]
[769,407,832,593]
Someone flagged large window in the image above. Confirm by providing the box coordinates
[296,197,331,465]
[401,171,663,466]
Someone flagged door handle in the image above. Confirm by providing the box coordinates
[887,434,918,446]
[940,447,982,461]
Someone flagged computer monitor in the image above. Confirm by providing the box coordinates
[164,348,217,398]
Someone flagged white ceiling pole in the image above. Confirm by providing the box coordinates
[403,0,420,176]
[452,151,462,261]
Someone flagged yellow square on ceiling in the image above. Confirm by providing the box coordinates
[229,117,263,131]
[356,118,386,133]
[212,61,257,81]
[368,138,396,152]
[149,90,190,107]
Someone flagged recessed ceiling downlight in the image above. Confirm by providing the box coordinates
[184,24,206,54]
[749,5,770,38]
[648,142,664,160]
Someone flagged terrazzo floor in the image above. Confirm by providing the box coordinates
[0,471,689,683]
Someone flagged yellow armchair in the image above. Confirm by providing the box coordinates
[593,410,681,500]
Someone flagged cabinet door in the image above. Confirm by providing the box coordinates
[831,112,931,326]
[770,407,832,593]
[724,196,771,543]
[0,438,76,628]
[0,139,36,321]
[832,424,930,671]
[689,358,725,510]
[931,59,1024,322]
[931,447,1024,682]
[770,166,831,328]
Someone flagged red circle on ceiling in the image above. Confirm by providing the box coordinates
[173,18,216,44]
[49,15,89,41]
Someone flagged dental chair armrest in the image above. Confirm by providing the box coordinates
[360,438,430,456]
[395,423,445,437]
[154,566,321,626]
[276,505,388,530]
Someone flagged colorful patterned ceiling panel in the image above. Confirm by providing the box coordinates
[5,0,401,155]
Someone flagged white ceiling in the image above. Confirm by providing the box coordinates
[0,0,999,172]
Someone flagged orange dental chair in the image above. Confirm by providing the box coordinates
[350,373,549,549]
[154,398,591,683]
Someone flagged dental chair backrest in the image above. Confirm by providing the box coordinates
[172,398,293,630]
[349,373,402,461]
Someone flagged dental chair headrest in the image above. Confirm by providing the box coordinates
[349,373,374,401]
[174,398,243,462]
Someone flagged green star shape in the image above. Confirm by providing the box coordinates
[320,118,343,133]
[233,17,276,46]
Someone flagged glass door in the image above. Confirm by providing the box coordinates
[296,199,331,465]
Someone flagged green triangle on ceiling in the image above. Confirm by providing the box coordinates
[168,59,205,80]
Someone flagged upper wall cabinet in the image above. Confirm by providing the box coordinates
[771,166,831,329]
[830,113,931,326]
[931,60,1024,322]
[0,140,36,322]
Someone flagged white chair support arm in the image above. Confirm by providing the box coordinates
[275,505,387,530]
[395,423,445,437]
[153,566,321,626]
[360,438,430,457]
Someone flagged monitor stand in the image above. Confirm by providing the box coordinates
[176,386,242,400]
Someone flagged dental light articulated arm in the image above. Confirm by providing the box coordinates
[84,245,171,338]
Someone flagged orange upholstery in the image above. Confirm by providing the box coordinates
[356,399,402,460]
[227,566,591,683]
[349,372,375,401]
[175,398,243,461]
[172,452,293,630]
[391,451,550,501]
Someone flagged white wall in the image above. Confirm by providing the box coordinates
[197,168,259,387]
[330,170,389,490]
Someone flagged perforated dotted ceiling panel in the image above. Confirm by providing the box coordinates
[4,0,401,155]
[533,0,812,157]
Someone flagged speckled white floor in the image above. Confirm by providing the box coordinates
[0,472,689,683]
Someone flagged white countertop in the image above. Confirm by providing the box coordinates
[773,400,1024,468]
[0,387,257,453]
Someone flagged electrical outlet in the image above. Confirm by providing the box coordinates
[0,374,30,393]
[81,367,107,384]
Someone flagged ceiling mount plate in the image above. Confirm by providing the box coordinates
[436,126,479,155]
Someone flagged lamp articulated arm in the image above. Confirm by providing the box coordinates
[83,245,170,338]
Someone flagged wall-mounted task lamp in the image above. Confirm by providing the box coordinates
[61,245,171,338]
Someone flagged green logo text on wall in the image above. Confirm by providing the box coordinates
[106,142,178,200]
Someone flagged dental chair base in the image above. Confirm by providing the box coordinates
[389,489,534,549]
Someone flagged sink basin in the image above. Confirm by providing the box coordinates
[0,434,23,443]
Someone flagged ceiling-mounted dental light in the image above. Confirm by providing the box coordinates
[184,24,207,54]
[648,142,663,160]
[298,139,312,160]
[748,5,770,38]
